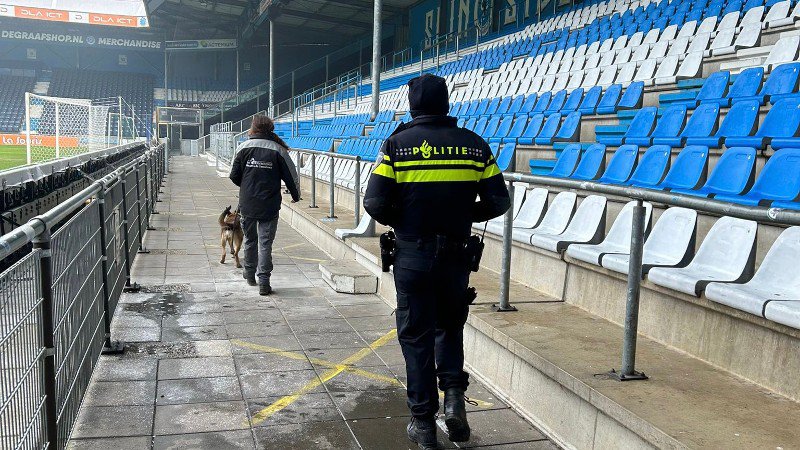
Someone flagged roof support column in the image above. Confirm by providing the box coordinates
[371,0,382,121]
[269,19,275,116]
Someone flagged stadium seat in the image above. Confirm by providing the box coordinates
[714,148,800,205]
[577,86,603,114]
[511,191,577,244]
[686,100,759,148]
[648,216,757,296]
[653,103,719,147]
[598,106,656,146]
[517,114,545,145]
[737,62,800,105]
[534,113,563,145]
[566,201,654,265]
[486,188,548,235]
[626,145,672,187]
[602,207,698,274]
[530,195,607,253]
[705,226,800,323]
[570,144,607,180]
[489,116,515,143]
[521,94,539,114]
[562,88,584,112]
[532,92,553,114]
[546,144,582,177]
[496,143,517,171]
[545,90,568,114]
[655,145,709,191]
[672,147,757,198]
[709,66,763,107]
[626,104,687,147]
[724,98,800,150]
[687,71,730,108]
[552,111,582,143]
[595,84,622,114]
[618,81,644,110]
[597,145,640,184]
[489,142,501,157]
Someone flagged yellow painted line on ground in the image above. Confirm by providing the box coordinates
[278,243,306,251]
[285,255,328,263]
[231,339,402,386]
[245,329,399,426]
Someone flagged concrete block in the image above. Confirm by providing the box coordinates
[320,260,378,294]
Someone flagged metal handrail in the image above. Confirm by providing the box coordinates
[497,171,800,381]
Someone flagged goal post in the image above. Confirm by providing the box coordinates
[24,93,120,165]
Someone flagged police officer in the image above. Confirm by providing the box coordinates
[364,74,511,449]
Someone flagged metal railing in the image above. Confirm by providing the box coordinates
[496,171,800,381]
[0,144,165,449]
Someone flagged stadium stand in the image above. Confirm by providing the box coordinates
[0,74,35,132]
[48,69,154,136]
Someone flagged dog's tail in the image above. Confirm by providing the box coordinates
[218,211,227,228]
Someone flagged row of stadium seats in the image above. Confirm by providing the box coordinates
[478,186,799,329]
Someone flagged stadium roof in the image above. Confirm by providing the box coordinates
[148,0,417,45]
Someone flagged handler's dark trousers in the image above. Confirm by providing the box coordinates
[393,239,471,419]
[241,215,279,285]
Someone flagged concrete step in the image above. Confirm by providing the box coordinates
[320,260,378,294]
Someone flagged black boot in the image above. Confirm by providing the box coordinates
[443,388,470,442]
[407,417,438,449]
[244,273,257,286]
[259,282,272,296]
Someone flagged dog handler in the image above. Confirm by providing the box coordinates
[230,115,300,295]
[364,74,510,448]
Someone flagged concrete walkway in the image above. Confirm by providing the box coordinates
[66,156,555,450]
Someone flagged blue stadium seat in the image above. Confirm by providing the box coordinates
[489,142,501,156]
[532,92,553,115]
[552,111,582,143]
[482,116,502,139]
[517,114,545,145]
[473,117,489,135]
[496,143,517,171]
[738,62,800,105]
[672,147,757,198]
[507,95,526,115]
[595,84,623,114]
[545,144,582,177]
[692,71,731,107]
[489,116,515,143]
[570,144,607,180]
[725,98,800,149]
[457,118,466,128]
[501,116,528,144]
[709,66,763,107]
[578,86,603,114]
[715,148,800,205]
[626,145,672,187]
[535,113,563,145]
[475,99,491,116]
[598,145,640,184]
[686,100,759,148]
[598,106,657,146]
[485,97,501,116]
[656,145,709,191]
[653,103,719,147]
[617,81,644,110]
[545,90,568,114]
[626,105,686,147]
[464,117,477,131]
[521,94,539,114]
[562,88,584,112]
[497,97,512,115]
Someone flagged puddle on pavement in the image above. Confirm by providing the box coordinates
[124,292,184,316]
[125,341,199,358]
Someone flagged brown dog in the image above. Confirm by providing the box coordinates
[219,205,243,268]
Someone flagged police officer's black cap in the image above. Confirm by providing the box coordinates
[408,74,450,118]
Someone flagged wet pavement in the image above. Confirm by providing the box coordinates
[66,156,555,450]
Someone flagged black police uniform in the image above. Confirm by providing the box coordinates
[364,74,511,440]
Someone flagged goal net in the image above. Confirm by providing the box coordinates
[24,93,124,164]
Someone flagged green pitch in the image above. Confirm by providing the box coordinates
[0,145,61,171]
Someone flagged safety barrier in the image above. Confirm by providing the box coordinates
[497,171,800,381]
[0,144,165,449]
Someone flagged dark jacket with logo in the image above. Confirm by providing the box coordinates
[230,135,300,221]
[363,115,511,241]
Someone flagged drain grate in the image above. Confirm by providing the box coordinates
[146,249,187,255]
[126,341,198,358]
[150,227,186,232]
[138,283,190,293]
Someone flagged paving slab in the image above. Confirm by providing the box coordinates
[67,157,553,450]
